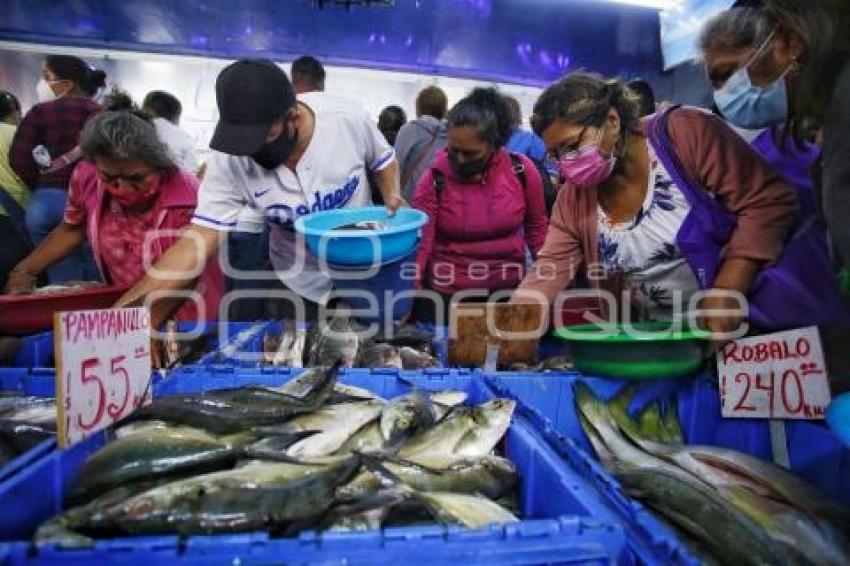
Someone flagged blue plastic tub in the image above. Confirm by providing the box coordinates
[295,206,427,266]
[484,370,850,563]
[2,368,632,564]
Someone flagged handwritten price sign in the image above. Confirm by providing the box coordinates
[54,307,152,448]
[718,326,831,420]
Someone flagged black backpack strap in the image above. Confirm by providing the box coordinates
[432,168,446,197]
[509,153,527,191]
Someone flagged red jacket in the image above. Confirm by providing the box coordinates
[412,149,548,294]
[65,161,223,322]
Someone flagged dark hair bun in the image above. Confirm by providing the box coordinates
[448,87,514,148]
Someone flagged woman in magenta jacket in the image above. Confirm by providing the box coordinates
[411,88,549,323]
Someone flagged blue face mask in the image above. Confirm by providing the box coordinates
[713,31,793,129]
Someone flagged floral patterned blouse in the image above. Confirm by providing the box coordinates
[597,140,700,321]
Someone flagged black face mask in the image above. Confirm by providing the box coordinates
[252,127,299,170]
[449,152,491,180]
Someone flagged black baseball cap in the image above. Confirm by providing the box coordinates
[210,59,296,156]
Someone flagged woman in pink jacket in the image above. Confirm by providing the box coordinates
[412,88,548,323]
[4,111,223,322]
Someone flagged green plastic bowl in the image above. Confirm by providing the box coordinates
[553,322,711,380]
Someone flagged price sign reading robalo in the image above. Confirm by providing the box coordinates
[54,307,153,448]
[717,326,831,420]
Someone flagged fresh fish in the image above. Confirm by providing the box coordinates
[33,281,105,295]
[321,490,404,532]
[378,325,435,353]
[266,319,304,367]
[336,421,385,454]
[356,342,403,369]
[127,363,339,434]
[722,484,850,565]
[307,315,360,368]
[283,401,384,458]
[412,491,519,529]
[36,480,168,548]
[327,383,386,404]
[681,445,850,532]
[579,384,850,565]
[69,427,245,501]
[397,399,515,468]
[574,382,671,471]
[333,221,388,231]
[114,420,171,439]
[337,455,518,501]
[429,391,467,420]
[153,320,214,370]
[535,356,573,372]
[398,346,440,369]
[380,391,436,446]
[0,397,56,424]
[243,432,322,461]
[0,397,57,454]
[617,467,785,566]
[261,331,282,365]
[272,319,307,368]
[85,456,361,535]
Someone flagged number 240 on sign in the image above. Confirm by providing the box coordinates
[717,326,831,420]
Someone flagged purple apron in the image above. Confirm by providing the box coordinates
[750,127,821,221]
[647,108,849,331]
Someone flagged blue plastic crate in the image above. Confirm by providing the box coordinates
[13,331,55,368]
[0,366,171,487]
[0,368,57,487]
[484,370,850,564]
[0,368,56,397]
[2,368,632,564]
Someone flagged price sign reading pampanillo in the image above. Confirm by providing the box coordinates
[55,307,153,448]
[717,326,831,420]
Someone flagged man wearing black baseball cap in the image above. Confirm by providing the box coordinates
[117,58,402,323]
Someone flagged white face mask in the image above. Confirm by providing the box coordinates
[36,78,63,103]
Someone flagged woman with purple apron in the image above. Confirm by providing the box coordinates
[514,72,847,336]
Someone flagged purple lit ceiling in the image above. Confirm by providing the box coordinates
[0,0,665,86]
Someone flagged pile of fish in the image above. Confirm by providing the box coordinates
[263,316,441,370]
[151,320,216,370]
[35,364,520,546]
[0,395,56,467]
[575,383,850,566]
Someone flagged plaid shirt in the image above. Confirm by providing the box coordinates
[10,96,101,190]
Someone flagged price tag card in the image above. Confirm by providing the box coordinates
[54,307,153,448]
[718,326,830,420]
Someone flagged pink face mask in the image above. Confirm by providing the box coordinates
[558,129,617,189]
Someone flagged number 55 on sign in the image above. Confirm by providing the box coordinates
[54,307,153,448]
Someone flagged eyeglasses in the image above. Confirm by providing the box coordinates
[97,169,156,187]
[548,126,589,161]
